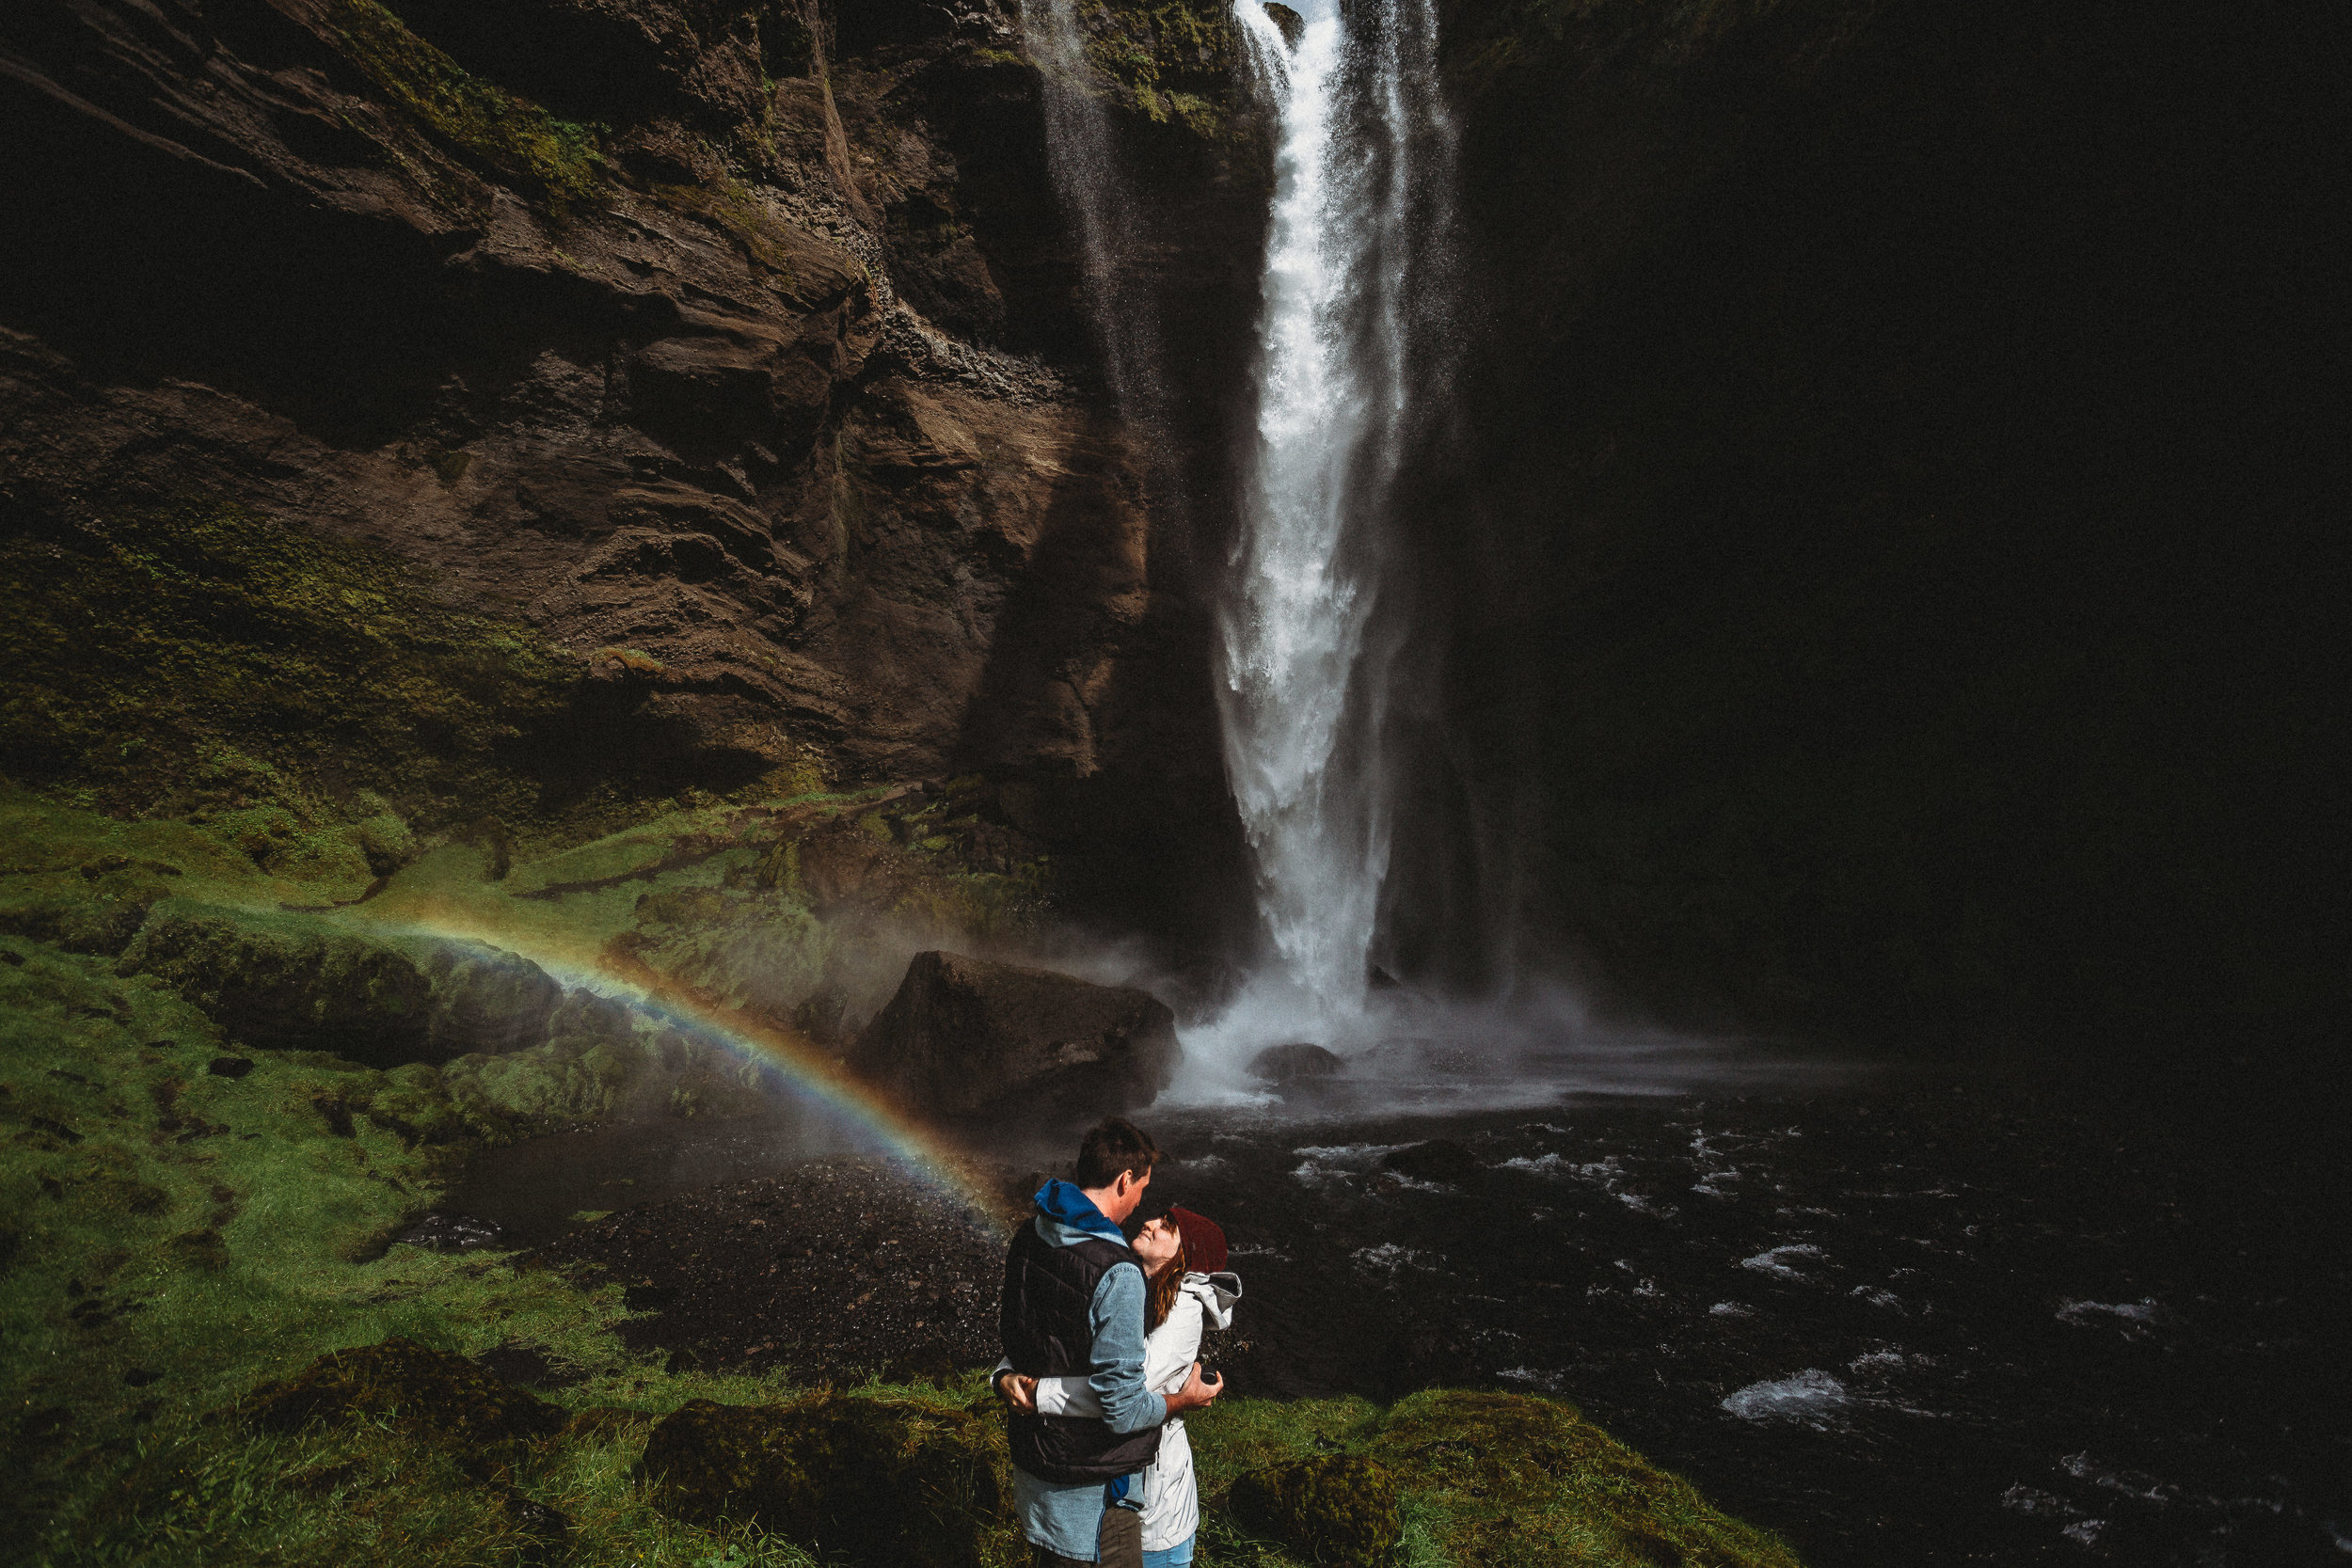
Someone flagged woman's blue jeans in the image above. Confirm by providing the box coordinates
[1140,1537,1197,1568]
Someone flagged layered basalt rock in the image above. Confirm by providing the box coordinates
[0,0,1262,964]
[1394,0,2346,1058]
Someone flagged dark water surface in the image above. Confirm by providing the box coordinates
[455,1068,2350,1567]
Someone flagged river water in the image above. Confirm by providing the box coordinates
[1132,1069,2349,1568]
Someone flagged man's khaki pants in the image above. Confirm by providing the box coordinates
[1030,1502,1143,1568]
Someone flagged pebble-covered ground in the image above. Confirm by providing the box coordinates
[537,1158,1023,1386]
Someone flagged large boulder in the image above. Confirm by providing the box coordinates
[847,952,1180,1120]
[642,1394,1010,1568]
[1248,1041,1344,1084]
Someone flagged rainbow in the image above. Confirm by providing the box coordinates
[309,898,1009,1223]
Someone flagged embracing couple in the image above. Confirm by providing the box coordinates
[994,1117,1241,1568]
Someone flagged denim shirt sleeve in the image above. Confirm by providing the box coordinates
[1088,1260,1168,1433]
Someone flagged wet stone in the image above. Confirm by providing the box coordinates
[1380,1139,1484,1186]
[1248,1042,1345,1084]
[394,1212,506,1252]
[539,1157,1013,1386]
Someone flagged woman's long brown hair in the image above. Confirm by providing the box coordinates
[1145,1236,1189,1332]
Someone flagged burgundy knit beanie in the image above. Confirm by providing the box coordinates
[1168,1205,1227,1275]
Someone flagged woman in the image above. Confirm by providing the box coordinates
[1004,1205,1240,1568]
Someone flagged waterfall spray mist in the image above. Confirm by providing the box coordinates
[1201,0,1461,1070]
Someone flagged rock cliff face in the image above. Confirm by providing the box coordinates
[1400,0,2346,1058]
[1,0,1263,961]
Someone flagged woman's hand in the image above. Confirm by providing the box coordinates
[1164,1361,1223,1415]
[995,1372,1040,1414]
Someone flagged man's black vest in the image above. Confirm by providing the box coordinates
[1000,1219,1164,1482]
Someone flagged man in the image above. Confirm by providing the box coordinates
[996,1117,1223,1568]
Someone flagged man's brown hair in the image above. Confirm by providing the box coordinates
[1073,1117,1161,1190]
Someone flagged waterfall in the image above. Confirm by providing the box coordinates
[1213,0,1460,1053]
[1022,0,1166,430]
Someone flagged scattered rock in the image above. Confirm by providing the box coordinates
[1380,1140,1485,1186]
[244,1338,564,1445]
[1248,1042,1345,1084]
[501,1489,571,1563]
[642,1393,1010,1567]
[394,1212,507,1252]
[1229,1453,1403,1565]
[847,951,1179,1120]
[206,1056,254,1078]
[541,1157,1008,1385]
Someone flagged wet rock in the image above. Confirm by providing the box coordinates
[1381,1140,1485,1186]
[1263,3,1306,48]
[1248,1041,1345,1084]
[395,1212,507,1252]
[540,1157,1008,1386]
[848,951,1179,1120]
[244,1337,564,1445]
[117,902,432,1067]
[416,941,563,1057]
[1229,1453,1403,1566]
[642,1393,1010,1567]
[501,1490,570,1565]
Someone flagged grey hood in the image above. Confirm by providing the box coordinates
[1183,1270,1242,1331]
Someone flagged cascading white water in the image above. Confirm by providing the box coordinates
[1210,0,1460,1057]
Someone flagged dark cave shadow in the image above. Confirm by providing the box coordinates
[946,404,1251,965]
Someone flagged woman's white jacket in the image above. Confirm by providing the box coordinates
[1033,1270,1241,1550]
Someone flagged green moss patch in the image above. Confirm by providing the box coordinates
[1032,0,1250,143]
[0,499,580,834]
[1231,1452,1404,1564]
[324,0,605,203]
[643,1393,1015,1566]
[1188,1390,1804,1568]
